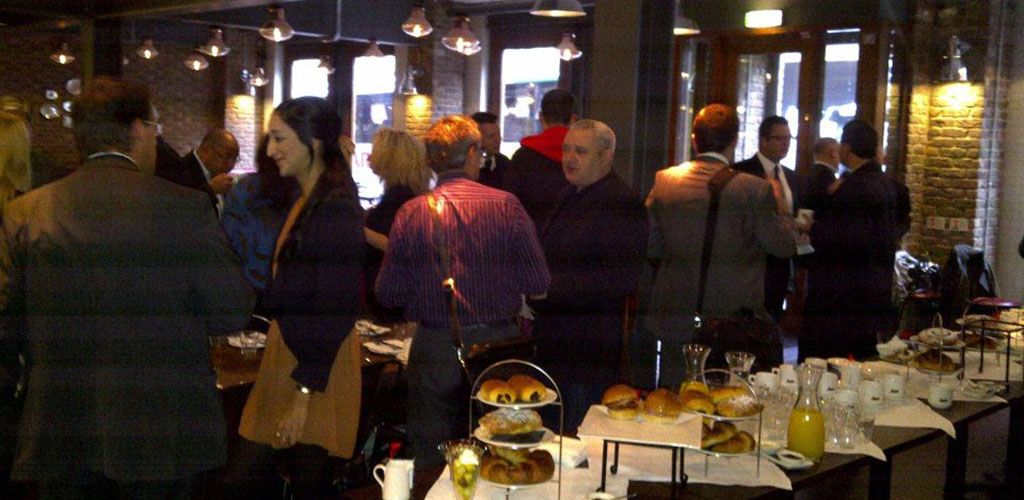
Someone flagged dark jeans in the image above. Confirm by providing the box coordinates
[38,472,195,500]
[407,322,518,470]
[221,439,336,500]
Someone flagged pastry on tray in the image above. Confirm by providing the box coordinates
[681,384,762,418]
[710,431,756,454]
[912,349,960,372]
[507,374,547,403]
[700,420,738,448]
[479,408,544,442]
[479,379,517,404]
[680,390,715,414]
[643,388,684,424]
[602,384,642,420]
[480,448,555,485]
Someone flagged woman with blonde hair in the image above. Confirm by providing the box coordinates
[363,127,431,322]
[0,111,31,206]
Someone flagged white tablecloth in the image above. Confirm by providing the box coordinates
[424,465,629,500]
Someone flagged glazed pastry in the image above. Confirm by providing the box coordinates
[708,385,747,404]
[701,421,738,448]
[679,380,709,395]
[480,379,516,404]
[508,374,547,403]
[680,390,716,414]
[710,430,756,453]
[480,449,555,485]
[479,408,543,436]
[716,394,763,418]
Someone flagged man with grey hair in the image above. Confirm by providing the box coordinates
[377,115,549,468]
[801,137,841,213]
[530,119,647,431]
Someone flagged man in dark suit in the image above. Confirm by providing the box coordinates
[470,111,511,189]
[0,77,253,499]
[801,119,900,359]
[157,128,239,213]
[733,115,800,323]
[802,137,840,213]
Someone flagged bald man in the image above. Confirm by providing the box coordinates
[157,128,239,213]
[801,137,840,213]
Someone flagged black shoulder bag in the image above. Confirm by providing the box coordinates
[426,193,536,381]
[692,168,784,371]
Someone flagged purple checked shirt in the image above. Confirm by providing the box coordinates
[376,171,550,327]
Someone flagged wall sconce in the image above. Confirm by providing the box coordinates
[259,5,295,42]
[442,16,481,56]
[402,5,433,38]
[530,0,586,17]
[744,9,783,28]
[184,50,209,71]
[136,39,158,60]
[50,42,75,65]
[199,27,231,57]
[400,66,420,95]
[674,12,700,35]
[942,36,969,82]
[557,33,582,61]
[362,39,385,58]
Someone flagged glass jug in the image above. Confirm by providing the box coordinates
[682,343,711,383]
[787,363,826,461]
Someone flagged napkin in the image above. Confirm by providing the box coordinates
[873,398,955,438]
[580,437,792,490]
[825,440,886,461]
[363,341,401,356]
[424,465,629,500]
[396,337,412,366]
[904,370,1007,403]
[538,436,589,468]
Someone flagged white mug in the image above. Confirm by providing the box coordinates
[833,388,859,407]
[373,459,414,500]
[805,357,828,372]
[881,373,907,401]
[817,371,839,400]
[858,380,883,407]
[773,364,798,390]
[928,382,954,410]
[748,371,779,390]
[839,364,862,390]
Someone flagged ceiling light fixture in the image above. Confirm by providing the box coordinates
[136,38,159,60]
[259,5,295,42]
[442,16,481,56]
[318,55,336,75]
[530,0,586,17]
[402,5,433,38]
[50,42,75,65]
[199,27,230,57]
[744,9,783,28]
[556,33,582,61]
[184,50,209,71]
[362,39,385,58]
[249,67,269,87]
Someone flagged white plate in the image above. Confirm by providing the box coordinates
[474,389,557,409]
[227,332,266,349]
[761,451,814,470]
[363,341,400,355]
[355,319,392,336]
[478,476,552,490]
[473,427,554,449]
[909,334,965,350]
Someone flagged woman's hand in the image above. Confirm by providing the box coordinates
[275,389,312,448]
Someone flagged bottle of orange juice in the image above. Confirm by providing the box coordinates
[787,363,825,461]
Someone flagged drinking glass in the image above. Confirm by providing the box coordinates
[440,440,483,500]
[725,351,756,384]
[682,343,711,383]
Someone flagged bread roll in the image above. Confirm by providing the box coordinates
[602,384,641,420]
[480,449,555,485]
[680,390,715,414]
[679,380,709,395]
[701,421,738,449]
[643,388,684,424]
[479,408,542,436]
[710,430,755,454]
[480,379,516,404]
[708,385,747,404]
[508,374,547,403]
[716,395,763,418]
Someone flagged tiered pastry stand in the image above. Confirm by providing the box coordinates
[469,360,563,500]
[955,310,1024,390]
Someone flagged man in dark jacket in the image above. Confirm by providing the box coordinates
[504,89,577,228]
[802,137,840,213]
[471,111,511,189]
[0,77,253,499]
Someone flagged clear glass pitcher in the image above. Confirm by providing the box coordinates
[682,343,711,383]
[725,351,756,385]
[787,363,826,461]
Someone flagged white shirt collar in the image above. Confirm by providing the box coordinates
[756,151,781,174]
[694,152,729,165]
[86,151,139,168]
[194,150,212,182]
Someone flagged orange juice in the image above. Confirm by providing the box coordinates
[787,407,825,460]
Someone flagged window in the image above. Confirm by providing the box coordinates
[351,55,396,206]
[735,51,801,167]
[819,32,860,140]
[290,58,330,99]
[499,47,561,158]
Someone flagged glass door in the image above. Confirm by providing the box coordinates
[735,52,802,167]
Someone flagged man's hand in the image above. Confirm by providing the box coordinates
[209,173,235,195]
[274,389,311,448]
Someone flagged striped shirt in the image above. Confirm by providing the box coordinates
[376,171,550,327]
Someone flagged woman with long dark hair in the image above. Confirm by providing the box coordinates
[228,97,364,499]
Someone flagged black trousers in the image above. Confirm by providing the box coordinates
[221,439,337,500]
[407,322,518,469]
[38,472,195,500]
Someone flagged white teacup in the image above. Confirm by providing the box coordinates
[773,364,799,391]
[805,357,828,372]
[839,364,862,390]
[833,388,859,407]
[881,373,907,401]
[373,459,414,500]
[928,382,954,410]
[817,371,839,400]
[748,371,779,390]
[858,380,883,407]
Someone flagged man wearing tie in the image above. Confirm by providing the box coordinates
[471,112,510,190]
[157,128,239,214]
[733,116,800,323]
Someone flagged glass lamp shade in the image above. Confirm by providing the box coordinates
[136,39,159,60]
[530,0,586,17]
[402,6,433,38]
[362,39,385,58]
[50,43,75,65]
[199,28,231,57]
[557,33,582,61]
[259,7,294,42]
[441,17,481,56]
[184,52,209,71]
[249,67,269,87]
[399,67,419,95]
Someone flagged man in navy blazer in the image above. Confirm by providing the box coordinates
[733,115,800,323]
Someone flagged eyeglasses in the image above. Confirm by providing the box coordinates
[143,120,163,136]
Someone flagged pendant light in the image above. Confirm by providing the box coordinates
[530,0,586,18]
[50,42,75,65]
[318,55,336,75]
[399,67,420,95]
[556,33,582,61]
[136,39,159,60]
[402,5,433,38]
[184,50,209,71]
[199,27,231,57]
[441,16,481,56]
[362,39,386,58]
[249,67,269,87]
[673,14,700,35]
[259,5,295,42]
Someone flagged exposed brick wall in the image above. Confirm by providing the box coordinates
[405,95,434,138]
[423,0,467,120]
[735,54,768,161]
